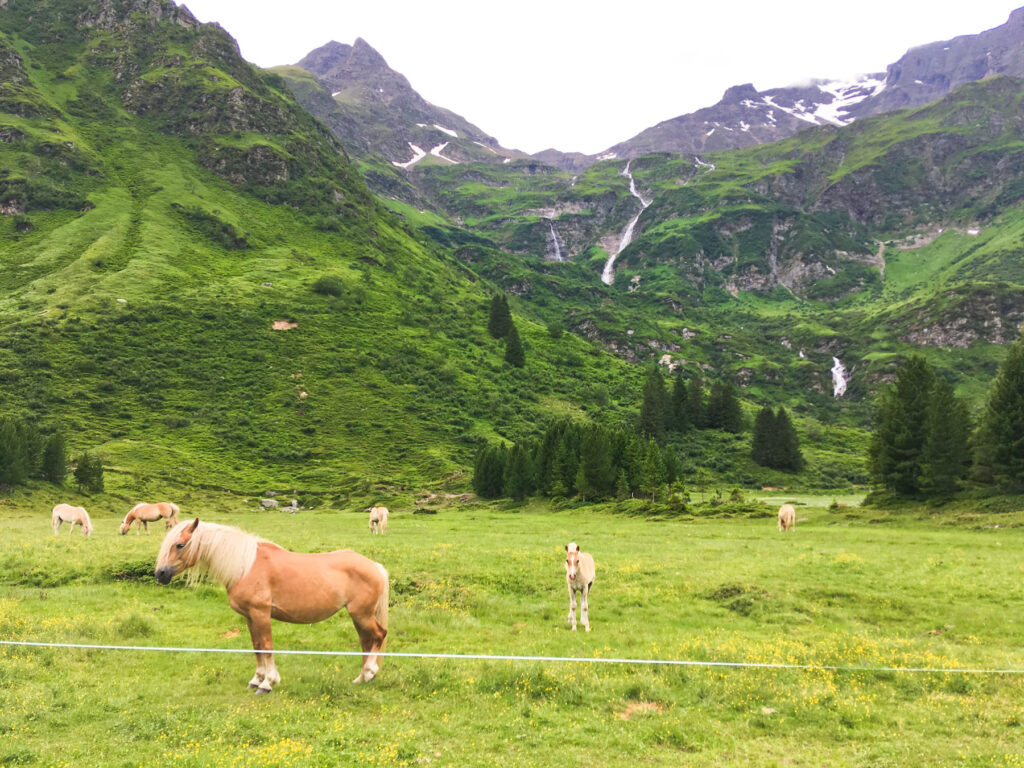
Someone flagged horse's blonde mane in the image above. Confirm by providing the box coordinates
[160,520,262,589]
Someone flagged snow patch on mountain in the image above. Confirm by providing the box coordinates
[393,142,427,169]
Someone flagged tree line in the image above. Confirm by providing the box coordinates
[0,416,104,492]
[473,419,684,502]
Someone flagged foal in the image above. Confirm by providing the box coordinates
[564,542,596,632]
[368,506,389,535]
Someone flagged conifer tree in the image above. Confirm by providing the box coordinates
[669,369,690,432]
[919,378,970,497]
[578,425,613,499]
[41,432,67,485]
[487,293,512,339]
[503,443,534,501]
[73,451,104,493]
[473,444,507,498]
[615,469,631,500]
[707,382,743,433]
[973,337,1024,492]
[640,438,665,502]
[868,355,935,496]
[687,374,706,429]
[504,323,525,368]
[773,407,803,471]
[639,367,669,441]
[751,406,776,467]
[0,417,28,487]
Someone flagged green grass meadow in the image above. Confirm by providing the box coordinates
[2,497,1023,767]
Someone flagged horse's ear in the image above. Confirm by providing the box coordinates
[187,518,199,532]
[564,544,568,552]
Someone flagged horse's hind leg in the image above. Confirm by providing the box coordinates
[348,604,387,684]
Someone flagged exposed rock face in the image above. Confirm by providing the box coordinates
[900,287,1024,347]
[290,39,519,168]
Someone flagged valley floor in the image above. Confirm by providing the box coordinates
[1,500,1023,767]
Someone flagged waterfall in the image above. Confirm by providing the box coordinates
[546,221,566,262]
[601,160,651,285]
[831,357,848,398]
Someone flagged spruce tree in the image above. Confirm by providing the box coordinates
[919,378,970,497]
[639,367,669,442]
[640,438,665,502]
[503,443,534,501]
[751,406,775,467]
[504,323,525,368]
[687,374,706,429]
[773,407,803,471]
[41,432,67,485]
[0,417,28,487]
[973,337,1024,492]
[578,425,613,499]
[707,382,743,433]
[669,369,690,432]
[74,451,104,493]
[487,293,512,339]
[868,355,935,496]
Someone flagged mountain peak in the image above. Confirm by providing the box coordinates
[720,83,760,104]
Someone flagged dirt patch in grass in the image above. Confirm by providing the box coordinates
[616,700,666,720]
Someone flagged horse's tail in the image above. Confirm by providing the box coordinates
[374,562,389,650]
[168,502,180,521]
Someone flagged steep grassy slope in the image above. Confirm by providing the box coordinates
[0,0,644,493]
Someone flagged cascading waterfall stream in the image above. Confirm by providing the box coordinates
[602,161,651,285]
[547,221,566,262]
[831,357,848,398]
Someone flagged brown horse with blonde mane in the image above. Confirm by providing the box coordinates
[155,519,389,693]
[121,502,180,534]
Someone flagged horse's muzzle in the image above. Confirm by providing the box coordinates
[155,566,175,584]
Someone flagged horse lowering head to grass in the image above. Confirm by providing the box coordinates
[564,542,596,632]
[51,504,92,537]
[121,502,180,534]
[155,518,389,693]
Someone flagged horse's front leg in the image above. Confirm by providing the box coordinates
[567,583,577,631]
[143,520,149,535]
[243,612,278,694]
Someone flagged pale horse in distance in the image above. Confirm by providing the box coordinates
[120,501,181,534]
[778,503,796,532]
[564,542,596,631]
[368,506,389,535]
[52,503,93,536]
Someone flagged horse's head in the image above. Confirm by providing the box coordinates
[82,518,93,536]
[565,542,581,582]
[119,517,131,535]
[155,518,200,584]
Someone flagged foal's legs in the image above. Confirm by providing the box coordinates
[243,612,279,694]
[567,583,577,631]
[580,584,591,632]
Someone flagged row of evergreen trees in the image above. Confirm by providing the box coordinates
[639,367,743,442]
[0,416,104,492]
[867,341,1024,498]
[473,419,684,502]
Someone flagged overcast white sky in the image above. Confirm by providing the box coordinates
[182,0,1023,155]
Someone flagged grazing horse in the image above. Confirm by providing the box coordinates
[564,542,596,632]
[120,502,180,534]
[368,505,389,535]
[155,518,389,693]
[778,503,796,532]
[51,504,92,537]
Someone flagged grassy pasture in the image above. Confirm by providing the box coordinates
[2,499,1023,767]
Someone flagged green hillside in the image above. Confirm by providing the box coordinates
[0,0,644,494]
